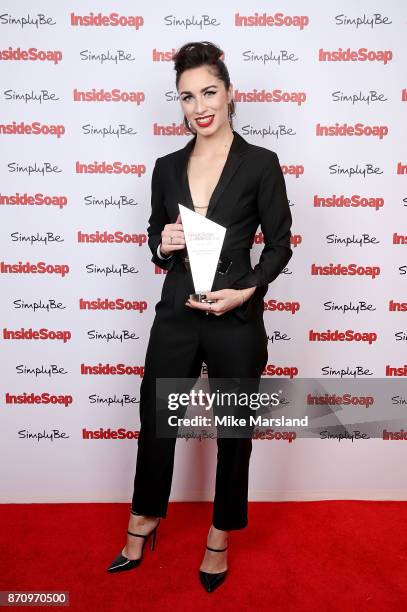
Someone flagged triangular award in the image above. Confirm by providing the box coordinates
[179,204,226,301]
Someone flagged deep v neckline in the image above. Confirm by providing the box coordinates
[184,132,236,218]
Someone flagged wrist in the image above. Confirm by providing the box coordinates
[238,287,256,304]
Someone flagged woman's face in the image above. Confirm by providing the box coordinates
[178,64,232,136]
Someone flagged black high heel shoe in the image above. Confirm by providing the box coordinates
[199,544,228,592]
[107,510,160,573]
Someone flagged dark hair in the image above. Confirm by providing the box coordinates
[173,41,236,133]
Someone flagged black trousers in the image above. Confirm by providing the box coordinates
[131,288,268,531]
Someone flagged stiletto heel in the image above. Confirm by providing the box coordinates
[107,515,161,573]
[199,545,228,592]
[151,528,157,551]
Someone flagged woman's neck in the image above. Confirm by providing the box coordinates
[192,124,234,158]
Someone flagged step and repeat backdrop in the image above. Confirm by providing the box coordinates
[1,1,406,504]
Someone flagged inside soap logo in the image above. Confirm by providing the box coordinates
[1,261,69,276]
[0,192,67,209]
[235,12,309,29]
[3,328,71,343]
[316,123,388,139]
[319,48,392,65]
[234,88,306,106]
[6,393,73,406]
[73,88,144,104]
[0,122,65,138]
[0,47,62,63]
[70,12,143,28]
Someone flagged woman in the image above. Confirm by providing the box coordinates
[107,41,293,592]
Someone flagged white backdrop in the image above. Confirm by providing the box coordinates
[1,0,406,504]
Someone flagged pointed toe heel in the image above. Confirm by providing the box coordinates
[107,551,143,573]
[107,514,160,574]
[199,545,228,592]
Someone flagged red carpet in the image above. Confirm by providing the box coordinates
[1,501,406,611]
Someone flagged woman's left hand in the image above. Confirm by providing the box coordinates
[185,287,256,316]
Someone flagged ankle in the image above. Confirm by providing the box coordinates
[210,524,229,535]
[129,513,159,525]
[208,525,229,545]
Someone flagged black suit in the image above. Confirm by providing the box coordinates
[131,130,292,530]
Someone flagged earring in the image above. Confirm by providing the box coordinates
[184,115,195,134]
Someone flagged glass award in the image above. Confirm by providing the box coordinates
[178,204,226,303]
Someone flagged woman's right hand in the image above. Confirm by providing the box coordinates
[159,213,185,257]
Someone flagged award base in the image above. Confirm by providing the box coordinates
[189,293,217,304]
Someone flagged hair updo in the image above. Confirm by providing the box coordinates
[173,41,236,133]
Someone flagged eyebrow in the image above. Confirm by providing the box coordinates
[179,84,218,96]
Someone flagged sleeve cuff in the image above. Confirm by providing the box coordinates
[156,243,173,260]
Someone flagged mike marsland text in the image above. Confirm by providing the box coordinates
[167,415,308,427]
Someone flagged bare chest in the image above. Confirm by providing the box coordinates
[187,154,228,216]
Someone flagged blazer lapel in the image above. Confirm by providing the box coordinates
[176,134,197,213]
[175,130,250,219]
[206,131,249,219]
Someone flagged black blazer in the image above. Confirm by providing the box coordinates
[147,130,293,322]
